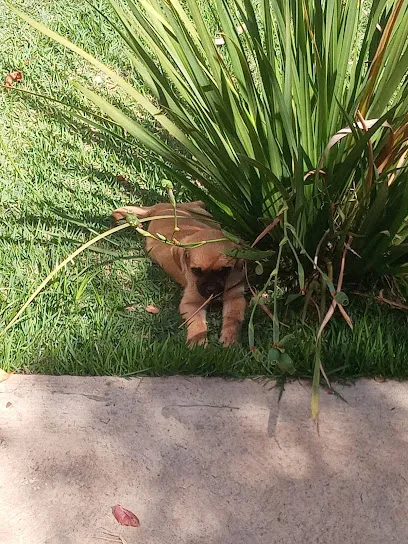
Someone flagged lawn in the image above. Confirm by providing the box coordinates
[1,0,408,379]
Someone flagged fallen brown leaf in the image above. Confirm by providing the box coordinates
[5,70,23,91]
[0,369,11,383]
[6,402,12,408]
[111,505,140,527]
[116,175,129,183]
[145,304,160,314]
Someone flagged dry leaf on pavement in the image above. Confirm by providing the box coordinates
[111,505,140,527]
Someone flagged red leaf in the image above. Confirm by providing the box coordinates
[5,70,23,91]
[145,304,160,314]
[116,174,129,183]
[112,505,140,527]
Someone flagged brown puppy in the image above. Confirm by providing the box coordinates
[112,201,246,346]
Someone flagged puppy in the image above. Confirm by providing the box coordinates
[112,201,246,346]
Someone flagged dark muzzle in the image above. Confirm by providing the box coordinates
[196,270,229,299]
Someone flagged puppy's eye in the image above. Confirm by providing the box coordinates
[191,267,202,277]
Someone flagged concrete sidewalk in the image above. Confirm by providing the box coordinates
[0,376,407,544]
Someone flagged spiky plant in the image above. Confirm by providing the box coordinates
[8,0,408,416]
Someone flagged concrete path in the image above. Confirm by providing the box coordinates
[1,376,407,544]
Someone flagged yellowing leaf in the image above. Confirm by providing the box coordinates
[0,369,11,383]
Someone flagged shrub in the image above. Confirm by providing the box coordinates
[9,0,408,415]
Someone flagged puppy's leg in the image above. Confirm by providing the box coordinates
[179,291,208,346]
[219,282,246,347]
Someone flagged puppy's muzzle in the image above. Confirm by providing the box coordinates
[197,280,225,299]
[195,269,230,299]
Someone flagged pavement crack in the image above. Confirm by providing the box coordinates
[51,391,106,401]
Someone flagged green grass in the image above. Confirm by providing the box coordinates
[1,0,408,380]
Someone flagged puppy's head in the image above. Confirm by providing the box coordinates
[183,242,243,299]
[192,265,232,299]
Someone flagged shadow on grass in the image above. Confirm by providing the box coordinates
[3,88,408,381]
[4,295,405,380]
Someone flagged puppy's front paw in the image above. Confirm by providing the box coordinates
[188,332,208,348]
[219,328,238,347]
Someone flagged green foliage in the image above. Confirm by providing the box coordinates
[10,0,408,284]
[6,0,408,416]
[4,0,408,388]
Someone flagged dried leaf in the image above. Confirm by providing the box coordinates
[112,505,140,527]
[318,118,392,170]
[338,304,353,329]
[145,304,160,314]
[0,369,11,383]
[377,290,408,310]
[97,528,129,543]
[116,175,129,183]
[6,402,12,408]
[5,70,23,91]
[251,216,281,248]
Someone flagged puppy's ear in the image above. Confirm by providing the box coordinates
[182,250,191,274]
[171,246,189,273]
[193,200,206,209]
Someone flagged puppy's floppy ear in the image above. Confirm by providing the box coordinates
[189,200,206,209]
[184,250,190,268]
[171,246,189,273]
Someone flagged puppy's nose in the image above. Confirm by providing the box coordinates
[198,283,220,299]
[205,283,224,297]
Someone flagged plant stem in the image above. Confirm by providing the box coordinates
[2,223,130,335]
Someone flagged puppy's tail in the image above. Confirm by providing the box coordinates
[112,205,152,223]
